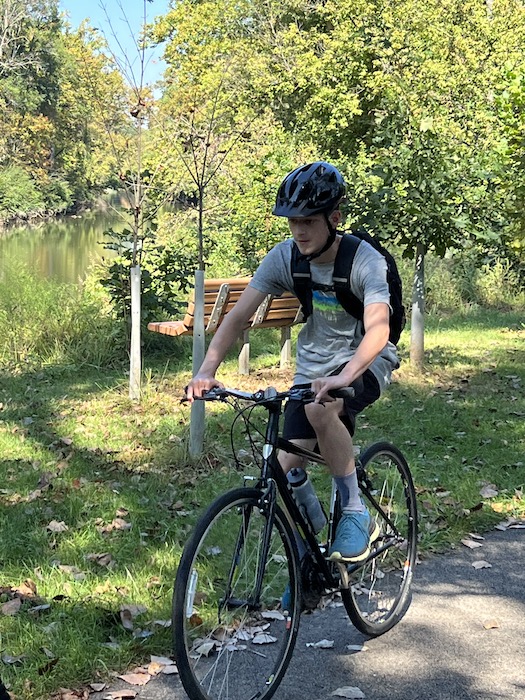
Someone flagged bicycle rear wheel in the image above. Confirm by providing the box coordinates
[341,442,417,636]
[173,487,301,700]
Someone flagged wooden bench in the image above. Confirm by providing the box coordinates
[147,277,302,374]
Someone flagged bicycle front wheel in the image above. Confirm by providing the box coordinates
[173,487,301,700]
[342,442,418,636]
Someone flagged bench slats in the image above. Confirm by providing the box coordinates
[147,278,301,373]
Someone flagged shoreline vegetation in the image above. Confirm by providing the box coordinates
[0,192,122,233]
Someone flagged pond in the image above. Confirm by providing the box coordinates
[0,204,125,285]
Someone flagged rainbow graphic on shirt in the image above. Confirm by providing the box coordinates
[312,290,346,322]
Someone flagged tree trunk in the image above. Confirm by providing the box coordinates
[189,269,206,456]
[129,265,141,400]
[410,243,426,370]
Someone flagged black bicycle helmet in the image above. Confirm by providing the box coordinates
[272,161,346,218]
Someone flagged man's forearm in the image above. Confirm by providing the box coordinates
[196,313,248,376]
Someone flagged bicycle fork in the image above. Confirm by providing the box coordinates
[219,481,277,614]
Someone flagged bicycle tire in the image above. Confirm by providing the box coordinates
[341,442,418,636]
[173,487,301,700]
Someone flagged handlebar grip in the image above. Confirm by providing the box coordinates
[329,387,356,400]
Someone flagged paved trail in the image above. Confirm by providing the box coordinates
[93,527,525,700]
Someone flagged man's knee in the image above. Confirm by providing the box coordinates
[304,401,341,431]
[278,450,304,473]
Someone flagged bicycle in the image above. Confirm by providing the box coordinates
[173,386,418,700]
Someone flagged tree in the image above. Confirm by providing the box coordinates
[0,0,130,218]
[85,0,167,400]
[155,0,525,369]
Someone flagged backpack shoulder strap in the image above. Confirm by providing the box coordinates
[333,234,364,320]
[333,233,361,287]
[290,241,313,318]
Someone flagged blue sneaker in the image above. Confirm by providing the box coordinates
[328,509,380,562]
[281,583,292,613]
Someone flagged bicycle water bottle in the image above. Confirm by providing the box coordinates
[287,468,327,533]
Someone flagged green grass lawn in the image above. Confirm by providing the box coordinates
[0,309,524,699]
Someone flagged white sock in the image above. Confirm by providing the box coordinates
[335,471,365,513]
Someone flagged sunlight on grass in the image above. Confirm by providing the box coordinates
[0,310,523,699]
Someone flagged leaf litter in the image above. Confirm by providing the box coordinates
[305,639,334,649]
[331,687,366,698]
[472,560,492,569]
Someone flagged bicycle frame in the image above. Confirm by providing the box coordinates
[253,397,340,591]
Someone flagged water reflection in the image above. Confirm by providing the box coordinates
[0,207,126,285]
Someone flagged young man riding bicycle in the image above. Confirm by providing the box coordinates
[186,161,399,564]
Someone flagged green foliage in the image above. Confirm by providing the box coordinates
[395,249,525,315]
[100,225,195,336]
[496,65,525,243]
[154,0,525,268]
[0,167,46,216]
[0,2,128,220]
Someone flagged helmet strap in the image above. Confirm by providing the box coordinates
[303,212,337,262]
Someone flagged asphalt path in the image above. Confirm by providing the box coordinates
[93,526,525,700]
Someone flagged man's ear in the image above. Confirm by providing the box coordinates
[329,208,342,227]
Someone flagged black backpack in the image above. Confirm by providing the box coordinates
[291,227,406,344]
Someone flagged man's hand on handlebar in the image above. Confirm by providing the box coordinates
[311,375,352,404]
[185,375,224,402]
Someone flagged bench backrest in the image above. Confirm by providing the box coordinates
[183,278,301,332]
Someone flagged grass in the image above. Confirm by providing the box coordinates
[0,309,524,699]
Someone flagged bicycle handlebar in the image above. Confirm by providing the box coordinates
[191,385,355,404]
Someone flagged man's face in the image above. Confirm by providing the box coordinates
[288,211,339,257]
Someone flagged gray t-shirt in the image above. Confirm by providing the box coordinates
[250,237,399,392]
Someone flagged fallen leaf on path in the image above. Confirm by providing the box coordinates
[119,604,147,631]
[472,560,492,569]
[161,665,178,675]
[58,565,86,581]
[151,618,171,627]
[98,518,132,534]
[305,639,334,649]
[482,619,500,629]
[150,655,174,666]
[117,673,151,686]
[491,502,514,513]
[252,633,278,644]
[121,604,147,618]
[102,691,137,699]
[89,683,107,692]
[461,539,483,549]
[346,644,368,652]
[261,610,285,620]
[56,690,89,700]
[14,579,38,597]
[331,687,366,698]
[194,641,216,656]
